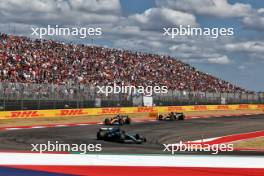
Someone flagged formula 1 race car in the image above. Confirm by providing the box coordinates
[97,127,146,144]
[157,112,185,121]
[104,114,131,125]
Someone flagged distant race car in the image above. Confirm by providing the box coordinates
[97,127,146,144]
[104,114,131,125]
[157,112,185,121]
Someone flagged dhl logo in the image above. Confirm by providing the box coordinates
[216,105,229,110]
[193,105,208,111]
[100,108,123,114]
[136,107,156,113]
[239,104,249,109]
[168,106,184,111]
[59,109,87,116]
[257,104,264,109]
[7,111,41,118]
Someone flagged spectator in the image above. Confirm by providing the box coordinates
[0,33,249,93]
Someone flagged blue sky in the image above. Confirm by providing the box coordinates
[122,0,264,91]
[121,0,156,15]
[0,0,263,91]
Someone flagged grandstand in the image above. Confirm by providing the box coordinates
[0,33,263,110]
[0,33,249,92]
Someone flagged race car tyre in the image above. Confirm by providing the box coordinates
[158,115,163,120]
[104,118,111,125]
[97,132,103,140]
[135,134,147,143]
[135,134,140,139]
[125,117,131,124]
[178,115,185,120]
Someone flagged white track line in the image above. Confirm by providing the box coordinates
[31,126,45,129]
[0,153,263,168]
[77,124,91,126]
[5,128,21,131]
[55,125,68,127]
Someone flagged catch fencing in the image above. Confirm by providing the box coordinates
[0,82,263,110]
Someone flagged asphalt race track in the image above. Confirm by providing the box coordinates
[0,114,263,155]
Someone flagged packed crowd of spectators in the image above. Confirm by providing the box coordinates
[0,33,249,93]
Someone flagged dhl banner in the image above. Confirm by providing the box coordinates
[0,104,263,119]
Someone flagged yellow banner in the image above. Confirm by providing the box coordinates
[0,104,263,119]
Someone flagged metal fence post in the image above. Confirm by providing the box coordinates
[37,84,40,110]
[20,89,23,110]
[3,83,6,111]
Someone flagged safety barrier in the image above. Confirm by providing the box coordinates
[0,104,263,119]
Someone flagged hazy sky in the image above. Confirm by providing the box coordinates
[0,0,263,91]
